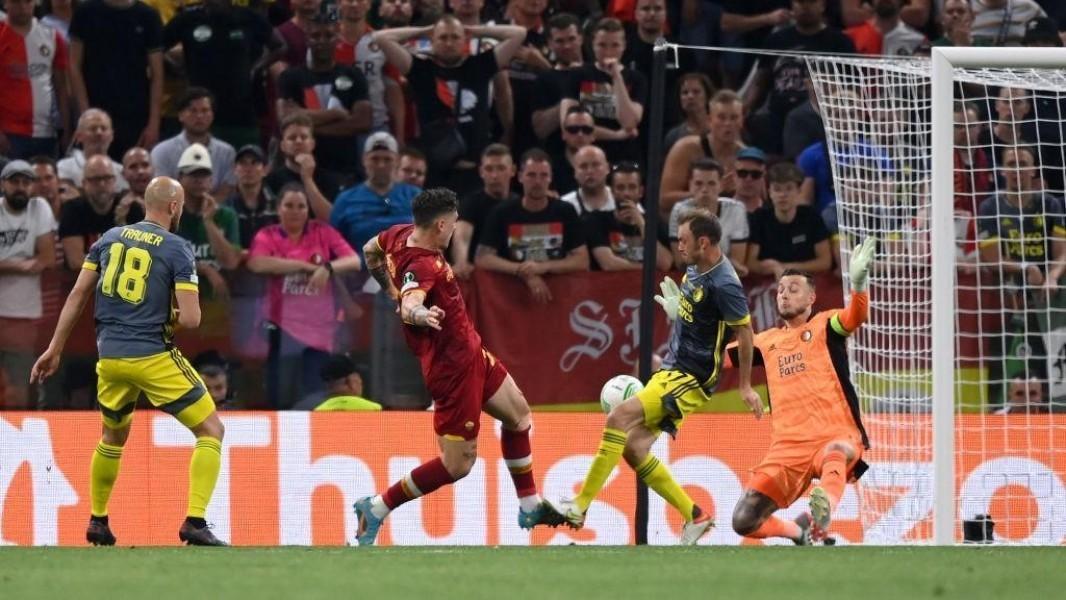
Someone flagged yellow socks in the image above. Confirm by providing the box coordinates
[187,437,222,518]
[90,441,124,517]
[635,454,695,521]
[575,428,627,512]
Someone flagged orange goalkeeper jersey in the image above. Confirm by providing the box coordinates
[731,292,871,448]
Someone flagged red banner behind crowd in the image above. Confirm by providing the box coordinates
[461,271,837,405]
[459,271,995,405]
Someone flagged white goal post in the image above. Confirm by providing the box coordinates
[929,47,1066,545]
[803,46,1066,546]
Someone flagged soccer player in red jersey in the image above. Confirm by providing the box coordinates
[353,187,562,545]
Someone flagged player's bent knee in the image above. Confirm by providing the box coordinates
[825,441,856,461]
[505,412,532,432]
[621,443,647,468]
[444,454,477,479]
[605,399,642,432]
[441,440,478,479]
[190,412,225,440]
[101,424,132,447]
[731,504,762,536]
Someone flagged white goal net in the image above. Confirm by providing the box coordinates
[806,51,1066,545]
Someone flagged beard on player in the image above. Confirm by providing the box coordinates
[776,298,809,321]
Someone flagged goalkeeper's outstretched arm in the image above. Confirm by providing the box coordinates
[835,237,876,334]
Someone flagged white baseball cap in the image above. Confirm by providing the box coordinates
[178,143,213,175]
[363,132,399,155]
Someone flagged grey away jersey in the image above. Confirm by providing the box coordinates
[660,257,751,388]
[84,221,198,358]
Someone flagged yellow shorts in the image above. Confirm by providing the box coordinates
[96,348,215,430]
[637,369,712,437]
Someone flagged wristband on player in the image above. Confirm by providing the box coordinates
[324,261,334,276]
[410,306,428,326]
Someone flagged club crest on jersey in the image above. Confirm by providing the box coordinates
[801,330,812,342]
[40,44,51,57]
[335,76,353,91]
[690,286,704,304]
[193,25,212,42]
[401,271,418,293]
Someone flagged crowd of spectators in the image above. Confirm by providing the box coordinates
[1,0,1063,413]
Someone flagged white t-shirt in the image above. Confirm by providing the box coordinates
[669,197,749,256]
[972,0,1046,46]
[561,188,617,216]
[57,149,128,191]
[0,196,57,319]
[883,21,929,56]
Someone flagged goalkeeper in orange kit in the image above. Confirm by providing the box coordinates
[726,238,877,544]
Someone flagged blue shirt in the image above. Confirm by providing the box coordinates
[661,257,751,389]
[84,221,198,358]
[798,139,893,212]
[330,182,420,252]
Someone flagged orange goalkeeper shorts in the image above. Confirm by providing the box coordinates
[747,432,864,509]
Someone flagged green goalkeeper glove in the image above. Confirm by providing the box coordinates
[654,276,682,321]
[849,237,877,292]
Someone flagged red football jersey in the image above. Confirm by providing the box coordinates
[377,224,482,383]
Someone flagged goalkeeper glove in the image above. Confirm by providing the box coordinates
[654,276,682,321]
[849,237,877,292]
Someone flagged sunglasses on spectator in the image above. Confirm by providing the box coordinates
[565,125,595,135]
[736,169,764,179]
[85,174,116,184]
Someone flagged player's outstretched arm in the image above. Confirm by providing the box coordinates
[400,291,445,331]
[30,268,99,383]
[835,237,877,335]
[363,236,399,300]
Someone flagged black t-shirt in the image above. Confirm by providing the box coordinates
[479,197,585,262]
[457,190,517,263]
[757,26,855,118]
[58,195,146,252]
[163,6,273,127]
[264,165,345,209]
[407,50,499,163]
[563,63,648,164]
[582,210,669,271]
[622,27,691,131]
[551,153,577,197]
[69,0,163,120]
[532,67,577,157]
[716,0,793,49]
[504,24,550,160]
[227,189,279,249]
[278,64,370,174]
[748,204,829,262]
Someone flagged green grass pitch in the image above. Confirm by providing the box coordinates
[2,546,1063,599]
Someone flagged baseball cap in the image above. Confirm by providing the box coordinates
[178,143,213,175]
[736,147,768,164]
[1023,17,1063,46]
[235,144,266,163]
[320,354,358,383]
[364,131,399,155]
[1,160,37,181]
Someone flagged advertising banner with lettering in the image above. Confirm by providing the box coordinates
[2,413,1062,546]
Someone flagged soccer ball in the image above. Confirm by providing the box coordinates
[599,375,644,414]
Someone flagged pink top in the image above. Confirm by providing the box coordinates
[249,221,356,352]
